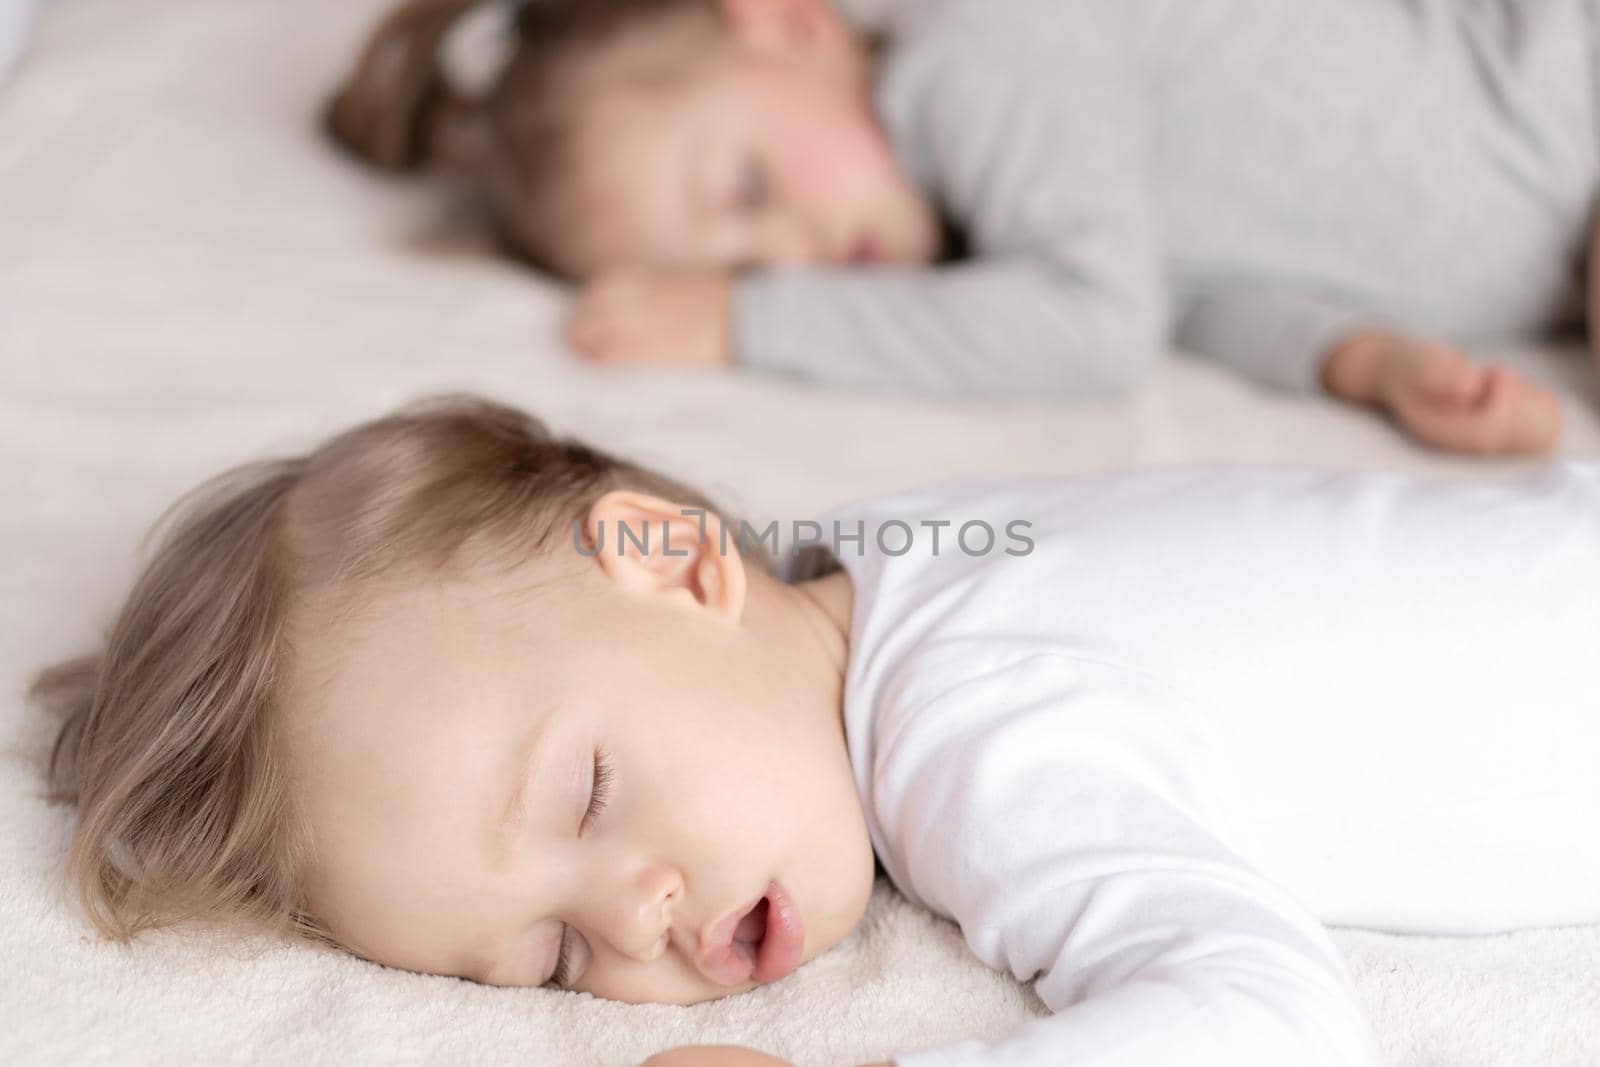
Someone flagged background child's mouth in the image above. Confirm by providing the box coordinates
[850,235,881,264]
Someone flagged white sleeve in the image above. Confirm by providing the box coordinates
[869,652,1383,1067]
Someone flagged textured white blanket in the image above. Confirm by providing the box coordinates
[2,1,1599,1064]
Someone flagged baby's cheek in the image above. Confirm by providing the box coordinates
[777,114,893,205]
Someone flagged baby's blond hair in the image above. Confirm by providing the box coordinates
[33,395,747,950]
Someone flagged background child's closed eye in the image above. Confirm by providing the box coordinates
[329,0,1598,459]
[7,0,1600,1064]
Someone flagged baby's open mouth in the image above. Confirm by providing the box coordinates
[697,881,805,987]
[733,895,769,952]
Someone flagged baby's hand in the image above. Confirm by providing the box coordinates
[638,1045,889,1067]
[639,1044,794,1067]
[1321,330,1562,456]
[566,270,734,370]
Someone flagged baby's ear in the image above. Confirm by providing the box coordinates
[580,491,746,621]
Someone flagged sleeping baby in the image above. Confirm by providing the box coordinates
[36,395,1600,1066]
[327,0,1600,457]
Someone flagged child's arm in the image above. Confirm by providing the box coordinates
[1320,328,1562,455]
[737,1,1163,398]
[572,0,1166,398]
[1175,287,1564,455]
[1174,289,1382,397]
[871,652,1383,1067]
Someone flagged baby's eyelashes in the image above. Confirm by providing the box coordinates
[735,156,770,214]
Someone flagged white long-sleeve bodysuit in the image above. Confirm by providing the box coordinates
[782,462,1600,1066]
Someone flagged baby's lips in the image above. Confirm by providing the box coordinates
[695,890,765,987]
[695,881,804,987]
[750,881,804,983]
[696,934,758,987]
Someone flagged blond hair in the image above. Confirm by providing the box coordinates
[32,394,750,949]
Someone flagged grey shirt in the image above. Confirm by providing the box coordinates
[735,0,1600,397]
[0,0,37,83]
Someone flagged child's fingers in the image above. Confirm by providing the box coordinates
[1393,374,1504,453]
[1492,366,1564,453]
[1467,367,1561,454]
[562,312,592,351]
[1395,405,1481,453]
[1396,365,1561,455]
[565,311,623,361]
[1476,363,1513,410]
[563,315,604,358]
[573,319,658,365]
[566,297,638,361]
[574,329,628,363]
[1408,343,1486,404]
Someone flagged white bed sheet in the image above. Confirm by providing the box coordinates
[3,1,1599,1063]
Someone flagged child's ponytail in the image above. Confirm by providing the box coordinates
[324,0,490,173]
[327,0,719,274]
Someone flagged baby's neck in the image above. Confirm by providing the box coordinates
[751,567,854,741]
[791,569,853,676]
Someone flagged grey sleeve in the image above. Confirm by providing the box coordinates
[1175,289,1384,395]
[0,0,37,81]
[735,1,1166,398]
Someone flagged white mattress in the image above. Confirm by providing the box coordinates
[2,1,1598,1063]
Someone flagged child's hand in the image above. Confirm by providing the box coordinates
[638,1045,794,1067]
[1321,330,1563,456]
[566,270,734,370]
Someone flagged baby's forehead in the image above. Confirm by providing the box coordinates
[282,568,582,899]
[280,581,526,819]
[279,564,550,739]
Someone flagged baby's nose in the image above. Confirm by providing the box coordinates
[608,864,682,961]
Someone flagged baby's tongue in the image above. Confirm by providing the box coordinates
[734,897,769,944]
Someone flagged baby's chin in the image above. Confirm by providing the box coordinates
[600,949,836,1006]
[585,971,771,1006]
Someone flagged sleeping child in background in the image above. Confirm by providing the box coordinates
[326,0,1600,457]
[36,395,1600,1066]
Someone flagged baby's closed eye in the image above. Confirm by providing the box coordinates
[735,155,770,214]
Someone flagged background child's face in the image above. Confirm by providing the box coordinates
[281,501,876,1005]
[555,0,942,275]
